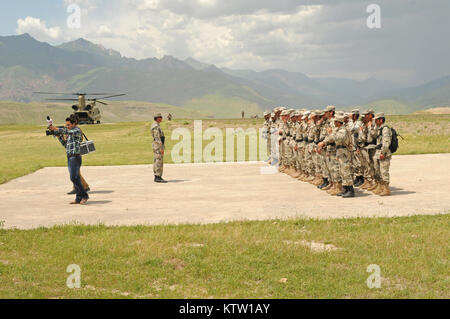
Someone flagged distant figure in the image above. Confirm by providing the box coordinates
[241,111,245,119]
[167,113,173,121]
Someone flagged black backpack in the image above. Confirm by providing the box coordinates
[389,127,399,153]
[381,126,400,153]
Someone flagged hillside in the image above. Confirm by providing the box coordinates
[413,107,450,115]
[1,34,450,118]
[347,99,421,115]
[0,100,209,125]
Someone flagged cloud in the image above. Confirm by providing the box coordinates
[97,25,113,37]
[16,16,63,42]
[63,0,97,13]
[14,0,450,85]
[68,0,448,85]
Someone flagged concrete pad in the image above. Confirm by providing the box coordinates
[0,154,449,229]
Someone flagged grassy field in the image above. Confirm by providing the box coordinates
[1,115,449,299]
[0,100,208,125]
[0,115,449,184]
[0,215,448,299]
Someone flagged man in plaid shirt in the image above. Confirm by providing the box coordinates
[49,115,89,205]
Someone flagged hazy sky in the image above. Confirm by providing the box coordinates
[1,0,449,85]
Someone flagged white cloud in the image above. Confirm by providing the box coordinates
[16,17,63,42]
[63,0,97,13]
[14,0,450,85]
[97,25,113,37]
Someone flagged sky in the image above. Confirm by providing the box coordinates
[1,0,449,86]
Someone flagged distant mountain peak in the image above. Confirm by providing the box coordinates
[58,38,121,58]
[17,33,33,39]
[184,57,210,70]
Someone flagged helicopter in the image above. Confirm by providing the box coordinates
[33,92,126,124]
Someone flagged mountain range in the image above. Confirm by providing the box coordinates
[1,33,449,118]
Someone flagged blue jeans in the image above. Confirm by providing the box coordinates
[68,155,88,203]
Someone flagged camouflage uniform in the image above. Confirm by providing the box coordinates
[289,112,300,172]
[311,111,323,182]
[359,110,377,184]
[270,112,279,164]
[262,112,271,159]
[374,121,392,183]
[151,120,165,177]
[305,116,317,176]
[348,110,364,180]
[298,111,310,177]
[278,111,288,167]
[325,118,340,185]
[324,116,353,187]
[285,110,295,168]
[318,116,330,180]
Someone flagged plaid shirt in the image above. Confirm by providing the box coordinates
[57,127,82,156]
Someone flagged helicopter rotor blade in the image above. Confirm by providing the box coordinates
[80,93,114,96]
[96,94,126,99]
[34,92,115,96]
[34,92,74,95]
[46,98,79,101]
[86,98,108,105]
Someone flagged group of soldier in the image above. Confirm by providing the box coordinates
[263,106,393,198]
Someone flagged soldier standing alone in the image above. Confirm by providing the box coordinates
[151,113,167,183]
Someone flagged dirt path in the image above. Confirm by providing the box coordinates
[1,154,449,229]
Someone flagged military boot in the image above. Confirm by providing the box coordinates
[342,186,355,198]
[318,178,329,189]
[311,176,321,185]
[373,181,384,194]
[322,181,333,191]
[327,183,338,195]
[155,176,168,183]
[360,179,370,189]
[367,180,378,191]
[301,172,310,181]
[288,167,295,176]
[329,183,342,196]
[354,176,364,187]
[337,185,347,196]
[315,176,324,186]
[379,182,391,196]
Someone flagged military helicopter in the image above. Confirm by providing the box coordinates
[34,92,126,124]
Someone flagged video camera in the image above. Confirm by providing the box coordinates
[45,116,64,136]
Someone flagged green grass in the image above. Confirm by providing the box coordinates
[0,215,448,299]
[183,93,263,119]
[353,99,422,115]
[1,115,449,184]
[0,100,207,125]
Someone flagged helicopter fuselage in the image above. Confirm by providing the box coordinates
[72,95,101,124]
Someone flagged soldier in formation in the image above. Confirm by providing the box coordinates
[266,107,394,197]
